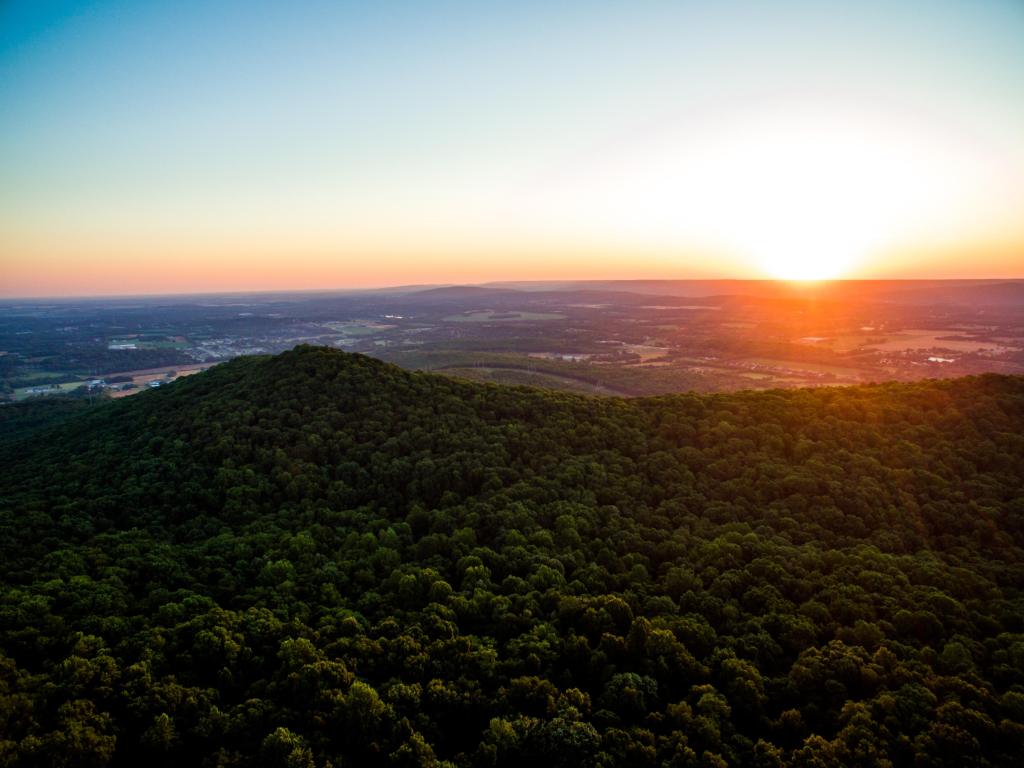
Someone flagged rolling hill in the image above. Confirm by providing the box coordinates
[1,345,1022,767]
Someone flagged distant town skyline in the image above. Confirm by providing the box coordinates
[2,0,1023,297]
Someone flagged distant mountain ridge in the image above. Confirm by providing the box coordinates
[8,278,1022,307]
[481,278,1024,304]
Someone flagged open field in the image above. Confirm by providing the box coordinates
[107,364,212,397]
[12,363,215,401]
[861,330,1018,353]
[741,357,865,377]
[322,322,397,335]
[12,382,83,401]
[442,310,566,322]
[621,343,673,360]
[9,371,71,382]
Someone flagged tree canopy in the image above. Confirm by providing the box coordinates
[1,345,1022,766]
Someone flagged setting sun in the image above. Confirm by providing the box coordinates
[518,101,1014,285]
[690,107,988,281]
[1,0,1021,295]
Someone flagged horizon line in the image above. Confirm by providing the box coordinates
[2,276,1024,302]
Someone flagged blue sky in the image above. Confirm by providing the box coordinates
[2,1,1023,293]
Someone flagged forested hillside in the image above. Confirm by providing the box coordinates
[1,345,1023,767]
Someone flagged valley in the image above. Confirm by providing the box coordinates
[3,280,1023,402]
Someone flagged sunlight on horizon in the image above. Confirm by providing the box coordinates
[1,0,1022,295]
[524,103,1011,283]
[717,108,980,281]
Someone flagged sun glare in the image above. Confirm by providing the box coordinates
[700,108,954,282]
[533,104,976,282]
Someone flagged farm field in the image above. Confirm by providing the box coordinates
[861,329,1019,353]
[741,357,865,377]
[442,310,566,322]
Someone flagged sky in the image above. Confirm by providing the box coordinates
[1,0,1023,296]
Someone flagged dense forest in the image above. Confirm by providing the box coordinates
[1,345,1022,767]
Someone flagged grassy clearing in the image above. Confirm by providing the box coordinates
[442,310,566,322]
[863,330,1017,353]
[323,322,396,335]
[743,357,863,376]
[13,382,83,401]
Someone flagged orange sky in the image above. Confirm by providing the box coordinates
[3,238,1022,298]
[2,1,1022,297]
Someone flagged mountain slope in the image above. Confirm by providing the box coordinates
[1,346,1023,767]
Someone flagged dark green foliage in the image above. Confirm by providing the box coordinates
[0,399,96,450]
[1,345,1022,766]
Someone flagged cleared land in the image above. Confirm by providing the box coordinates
[741,357,864,376]
[442,310,566,322]
[863,329,1018,353]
